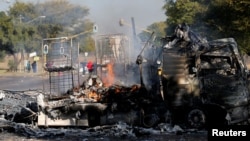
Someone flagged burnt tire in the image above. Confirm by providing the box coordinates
[142,114,160,128]
[187,108,206,129]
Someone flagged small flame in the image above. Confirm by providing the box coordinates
[103,63,115,86]
[88,90,100,101]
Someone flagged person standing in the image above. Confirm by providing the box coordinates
[86,61,94,75]
[27,61,31,72]
[31,61,37,73]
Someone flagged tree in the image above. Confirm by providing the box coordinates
[163,0,250,54]
[7,0,95,53]
[204,0,250,54]
[138,21,167,47]
[1,1,40,71]
[34,0,95,53]
[0,12,10,61]
[0,0,96,71]
[0,10,25,71]
[0,11,14,54]
[163,0,205,34]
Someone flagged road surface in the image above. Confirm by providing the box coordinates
[0,73,45,91]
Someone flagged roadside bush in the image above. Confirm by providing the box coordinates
[8,60,17,72]
[0,51,5,62]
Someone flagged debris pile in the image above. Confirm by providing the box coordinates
[0,88,206,139]
[0,79,167,129]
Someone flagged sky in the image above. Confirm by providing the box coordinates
[0,0,166,34]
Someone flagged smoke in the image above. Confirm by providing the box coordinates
[24,0,165,34]
[81,0,165,34]
[2,0,165,33]
[77,0,165,88]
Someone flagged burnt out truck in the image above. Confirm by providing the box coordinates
[159,23,250,128]
[0,24,249,131]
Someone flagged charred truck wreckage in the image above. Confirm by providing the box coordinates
[0,24,250,133]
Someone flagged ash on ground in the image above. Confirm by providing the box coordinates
[0,119,207,141]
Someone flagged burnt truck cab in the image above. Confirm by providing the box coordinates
[159,24,250,128]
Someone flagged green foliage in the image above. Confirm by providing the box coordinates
[34,0,94,52]
[0,0,95,58]
[163,0,250,54]
[9,1,36,23]
[79,36,95,52]
[163,0,206,34]
[7,59,17,72]
[0,11,16,54]
[0,51,6,61]
[138,21,167,47]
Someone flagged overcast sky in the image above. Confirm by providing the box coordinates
[0,0,166,34]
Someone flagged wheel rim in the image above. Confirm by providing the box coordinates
[187,109,206,128]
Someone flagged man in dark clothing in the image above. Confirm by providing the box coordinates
[27,61,31,73]
[31,61,37,73]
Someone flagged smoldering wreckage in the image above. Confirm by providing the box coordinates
[1,24,250,139]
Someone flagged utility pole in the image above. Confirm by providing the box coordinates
[19,15,23,23]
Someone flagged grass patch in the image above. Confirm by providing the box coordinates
[0,69,7,73]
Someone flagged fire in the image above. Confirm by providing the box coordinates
[88,90,100,101]
[130,84,141,92]
[103,63,115,87]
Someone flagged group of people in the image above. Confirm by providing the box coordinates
[26,60,37,73]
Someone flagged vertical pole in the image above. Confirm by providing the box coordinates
[77,42,80,87]
[19,15,22,23]
[94,35,98,75]
[71,38,74,90]
[131,17,137,39]
[42,40,45,92]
